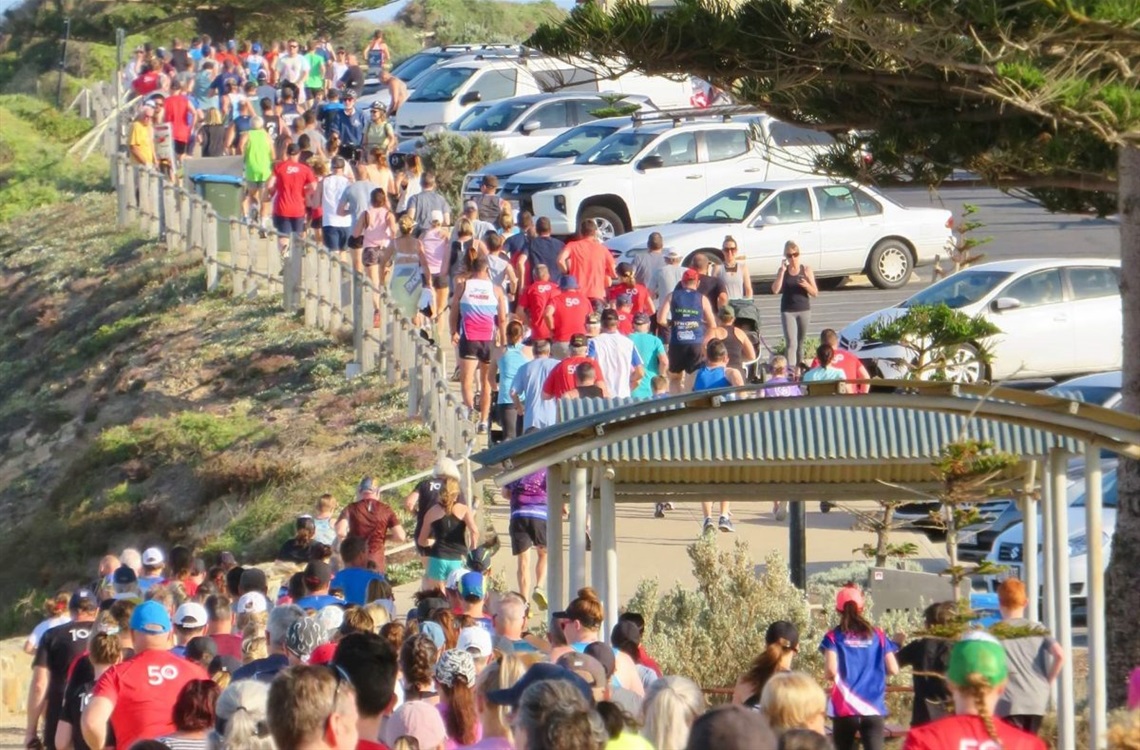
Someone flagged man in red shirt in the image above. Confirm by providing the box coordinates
[161,79,195,167]
[205,595,243,660]
[544,275,591,359]
[557,219,616,307]
[267,143,317,254]
[809,328,871,394]
[81,601,209,750]
[520,263,557,343]
[543,333,606,400]
[607,262,653,316]
[334,477,407,573]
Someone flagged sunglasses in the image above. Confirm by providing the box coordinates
[785,252,799,258]
[324,664,354,729]
[724,246,737,251]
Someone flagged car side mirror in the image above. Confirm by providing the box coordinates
[636,155,664,171]
[752,215,779,227]
[459,91,482,105]
[520,120,540,134]
[991,297,1021,312]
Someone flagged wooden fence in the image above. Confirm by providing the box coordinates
[110,152,480,465]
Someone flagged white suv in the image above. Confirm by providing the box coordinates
[497,111,833,238]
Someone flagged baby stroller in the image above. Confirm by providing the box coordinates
[728,299,773,383]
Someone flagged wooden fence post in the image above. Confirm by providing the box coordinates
[116,157,128,227]
[303,243,318,327]
[124,165,138,226]
[286,236,304,312]
[329,256,344,331]
[148,171,162,238]
[204,213,219,292]
[353,272,366,369]
[229,219,244,296]
[265,233,281,295]
[409,337,421,417]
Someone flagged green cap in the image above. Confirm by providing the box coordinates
[946,632,1008,687]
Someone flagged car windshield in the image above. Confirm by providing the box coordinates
[677,187,774,224]
[1073,470,1117,508]
[392,53,443,82]
[458,100,532,132]
[901,269,1012,309]
[408,67,476,102]
[451,104,492,129]
[535,124,620,158]
[575,131,658,165]
[1044,383,1121,407]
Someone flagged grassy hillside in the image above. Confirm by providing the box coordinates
[0,100,433,636]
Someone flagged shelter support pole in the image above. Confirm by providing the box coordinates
[1041,459,1054,633]
[789,500,806,590]
[569,466,588,595]
[548,468,565,613]
[1022,461,1039,623]
[590,471,604,596]
[1084,444,1106,749]
[1050,448,1075,750]
[600,469,619,637]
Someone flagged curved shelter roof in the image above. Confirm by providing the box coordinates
[471,380,1140,496]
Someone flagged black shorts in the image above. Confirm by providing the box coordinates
[668,342,704,374]
[510,516,547,555]
[458,335,492,363]
[273,215,306,235]
[362,246,385,267]
[174,140,189,156]
[431,273,449,290]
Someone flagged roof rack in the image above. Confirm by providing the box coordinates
[440,43,523,52]
[631,105,762,126]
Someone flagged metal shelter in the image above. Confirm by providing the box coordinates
[471,380,1140,750]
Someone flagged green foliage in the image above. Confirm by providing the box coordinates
[394,0,566,46]
[627,538,821,688]
[88,411,268,468]
[859,303,1001,381]
[588,93,642,119]
[420,132,507,209]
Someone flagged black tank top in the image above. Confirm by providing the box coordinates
[780,266,811,312]
[431,512,468,560]
[576,384,604,398]
[722,325,745,370]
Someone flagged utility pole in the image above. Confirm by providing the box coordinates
[56,17,71,107]
[115,28,125,153]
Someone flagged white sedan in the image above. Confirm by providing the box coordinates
[606,180,955,289]
[838,258,1122,382]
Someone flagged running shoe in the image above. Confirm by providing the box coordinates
[718,515,736,533]
[476,421,487,434]
[654,503,665,518]
[774,502,788,522]
[701,517,715,536]
[532,587,548,611]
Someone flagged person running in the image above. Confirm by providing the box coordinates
[417,473,480,591]
[821,584,900,750]
[319,156,353,254]
[403,457,467,573]
[895,601,956,727]
[690,339,744,533]
[558,219,616,308]
[588,309,643,398]
[771,240,818,368]
[25,590,98,750]
[718,236,753,301]
[704,305,757,374]
[565,362,610,399]
[451,254,509,433]
[690,253,728,312]
[267,143,317,256]
[241,116,273,223]
[334,477,407,574]
[993,579,1064,735]
[502,469,549,608]
[510,338,560,432]
[519,263,557,343]
[657,268,717,394]
[384,213,431,321]
[903,633,1047,750]
[629,313,667,401]
[491,321,530,441]
[351,188,396,320]
[542,333,605,401]
[545,275,592,359]
[358,146,397,200]
[631,232,665,287]
[607,262,653,316]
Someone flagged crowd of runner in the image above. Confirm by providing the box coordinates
[44,32,1133,750]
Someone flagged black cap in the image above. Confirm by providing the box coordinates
[112,565,138,585]
[616,261,634,276]
[186,635,218,662]
[209,654,242,677]
[611,620,642,650]
[70,589,98,611]
[486,663,594,708]
[686,705,773,750]
[633,312,650,325]
[239,567,268,594]
[415,596,449,622]
[304,561,333,589]
[584,641,616,678]
[600,309,619,325]
[256,69,268,80]
[765,620,800,650]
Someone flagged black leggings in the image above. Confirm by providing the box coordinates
[832,715,885,750]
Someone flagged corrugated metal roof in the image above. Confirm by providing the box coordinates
[556,397,1083,464]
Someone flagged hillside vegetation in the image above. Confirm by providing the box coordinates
[0,101,433,636]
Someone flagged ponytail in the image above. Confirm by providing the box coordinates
[743,641,792,698]
[440,477,460,513]
[837,601,873,638]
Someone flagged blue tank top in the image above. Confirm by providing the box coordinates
[669,288,705,345]
[693,366,730,392]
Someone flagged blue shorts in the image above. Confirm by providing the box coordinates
[323,226,350,251]
[426,557,466,582]
[273,215,305,235]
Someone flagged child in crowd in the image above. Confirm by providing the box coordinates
[313,494,338,546]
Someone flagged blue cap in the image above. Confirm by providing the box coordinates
[560,275,579,290]
[420,621,445,650]
[460,572,484,600]
[486,663,593,708]
[130,600,173,634]
[69,589,97,611]
[465,546,493,573]
[252,43,262,53]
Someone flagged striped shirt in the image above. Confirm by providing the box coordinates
[459,278,497,341]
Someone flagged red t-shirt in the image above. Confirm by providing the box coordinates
[547,290,591,342]
[132,71,161,97]
[358,741,392,750]
[615,309,634,335]
[338,499,401,572]
[563,239,616,301]
[543,356,605,399]
[903,715,1046,750]
[522,281,557,340]
[162,96,193,143]
[809,347,867,393]
[94,648,209,750]
[607,282,652,315]
[211,633,243,660]
[272,161,317,218]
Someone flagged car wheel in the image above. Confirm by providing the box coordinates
[923,343,987,384]
[581,206,625,241]
[816,276,849,292]
[867,239,913,289]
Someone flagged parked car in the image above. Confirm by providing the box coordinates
[607,180,954,289]
[384,44,527,81]
[460,117,631,201]
[984,467,1117,616]
[499,111,834,239]
[838,258,1122,382]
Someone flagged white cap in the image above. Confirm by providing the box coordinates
[236,591,268,614]
[318,605,345,635]
[429,209,443,224]
[141,547,165,566]
[457,626,493,658]
[434,456,461,481]
[445,567,470,592]
[174,602,208,628]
